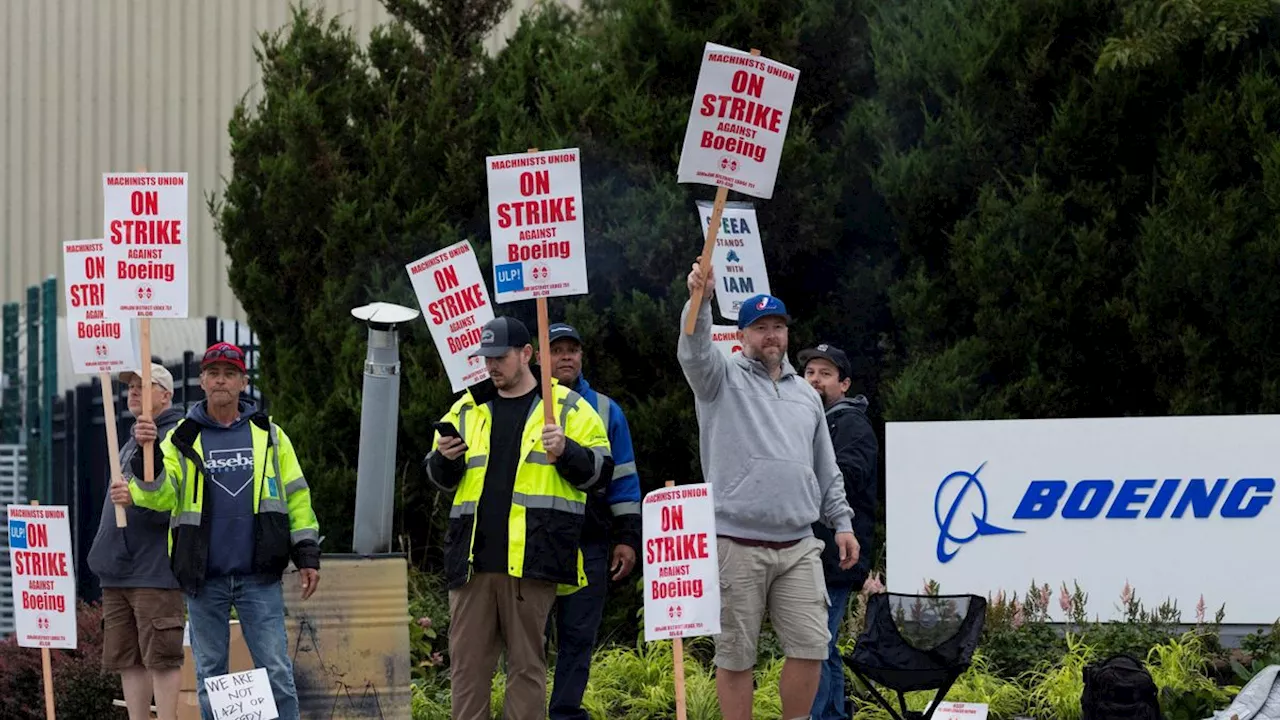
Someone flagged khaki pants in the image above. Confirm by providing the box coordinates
[449,572,557,720]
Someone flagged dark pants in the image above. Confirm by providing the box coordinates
[548,542,610,720]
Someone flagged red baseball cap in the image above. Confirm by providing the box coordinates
[202,342,247,373]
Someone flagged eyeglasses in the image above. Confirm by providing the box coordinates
[203,347,244,362]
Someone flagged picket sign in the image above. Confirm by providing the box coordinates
[10,500,78,719]
[62,240,141,528]
[485,145,590,460]
[710,325,742,358]
[643,480,721,720]
[405,239,495,392]
[102,165,189,488]
[203,667,279,720]
[679,44,799,334]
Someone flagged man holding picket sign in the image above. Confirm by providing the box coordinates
[674,42,860,720]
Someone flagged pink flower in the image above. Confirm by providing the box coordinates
[1059,583,1072,614]
[1039,583,1051,609]
[417,617,433,629]
[1121,581,1133,606]
[862,572,886,596]
[995,589,1006,607]
[1012,603,1025,629]
[1196,595,1206,624]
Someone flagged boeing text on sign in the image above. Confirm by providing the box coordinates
[642,484,721,642]
[886,415,1280,623]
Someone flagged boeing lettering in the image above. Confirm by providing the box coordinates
[1013,477,1274,520]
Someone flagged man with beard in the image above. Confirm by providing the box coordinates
[677,260,860,720]
[423,316,613,720]
[798,343,879,720]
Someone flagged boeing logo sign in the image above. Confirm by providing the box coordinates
[934,461,1275,563]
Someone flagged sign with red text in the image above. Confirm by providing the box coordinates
[102,172,189,318]
[63,240,140,375]
[711,325,742,358]
[677,43,800,199]
[697,200,770,320]
[934,702,989,720]
[642,484,720,642]
[7,505,77,649]
[486,149,588,303]
[406,240,495,392]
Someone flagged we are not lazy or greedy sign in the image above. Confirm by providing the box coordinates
[204,667,279,720]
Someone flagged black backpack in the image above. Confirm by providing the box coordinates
[1081,654,1163,720]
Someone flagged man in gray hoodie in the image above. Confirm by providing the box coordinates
[678,260,860,720]
[86,362,185,720]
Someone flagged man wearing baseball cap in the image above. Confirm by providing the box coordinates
[88,361,185,720]
[543,321,642,720]
[112,342,321,720]
[678,260,859,720]
[423,316,613,720]
[797,343,879,720]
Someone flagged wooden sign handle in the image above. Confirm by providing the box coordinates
[683,48,762,336]
[99,373,127,528]
[664,480,688,719]
[135,166,154,487]
[526,147,559,463]
[30,500,56,720]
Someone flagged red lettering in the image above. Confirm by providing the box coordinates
[433,266,459,293]
[69,283,104,308]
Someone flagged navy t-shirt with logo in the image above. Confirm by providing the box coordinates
[190,401,258,578]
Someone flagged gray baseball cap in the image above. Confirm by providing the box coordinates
[119,363,175,393]
[469,316,532,358]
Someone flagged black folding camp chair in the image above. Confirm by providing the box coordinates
[842,592,987,720]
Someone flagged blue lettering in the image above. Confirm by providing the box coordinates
[1145,478,1180,518]
[1171,478,1227,518]
[1106,479,1155,519]
[1062,479,1113,519]
[1221,478,1274,518]
[1013,480,1066,519]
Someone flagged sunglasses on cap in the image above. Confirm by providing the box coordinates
[203,346,244,362]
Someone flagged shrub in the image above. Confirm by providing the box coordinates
[0,601,122,720]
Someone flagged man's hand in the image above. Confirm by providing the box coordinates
[132,417,158,445]
[836,532,860,570]
[436,436,467,461]
[109,479,132,507]
[686,258,715,301]
[610,544,637,581]
[299,568,319,601]
[541,424,566,457]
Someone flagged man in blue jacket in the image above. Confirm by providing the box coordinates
[544,322,642,720]
[799,343,879,720]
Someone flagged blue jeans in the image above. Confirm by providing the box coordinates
[811,583,854,720]
[186,575,299,720]
[548,543,610,720]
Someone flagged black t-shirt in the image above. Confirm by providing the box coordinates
[471,387,538,574]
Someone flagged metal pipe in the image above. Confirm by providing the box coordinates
[350,302,419,556]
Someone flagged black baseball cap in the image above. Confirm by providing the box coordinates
[470,316,532,358]
[548,322,583,346]
[797,343,852,379]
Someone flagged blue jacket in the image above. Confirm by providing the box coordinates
[569,374,642,554]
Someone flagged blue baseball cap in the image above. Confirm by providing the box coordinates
[737,294,791,330]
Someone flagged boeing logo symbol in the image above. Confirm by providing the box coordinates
[934,462,1022,564]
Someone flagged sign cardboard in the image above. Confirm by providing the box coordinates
[62,240,140,375]
[102,172,189,318]
[406,240,495,392]
[934,702,990,720]
[677,43,800,199]
[888,414,1280,623]
[7,505,77,649]
[486,148,588,303]
[203,667,279,720]
[642,483,720,642]
[711,325,742,358]
[697,200,770,320]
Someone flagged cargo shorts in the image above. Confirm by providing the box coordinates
[101,587,186,671]
[714,535,831,671]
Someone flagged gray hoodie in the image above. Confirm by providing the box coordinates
[677,298,854,542]
[86,405,185,589]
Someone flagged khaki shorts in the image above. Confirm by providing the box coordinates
[714,535,830,671]
[101,587,186,671]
